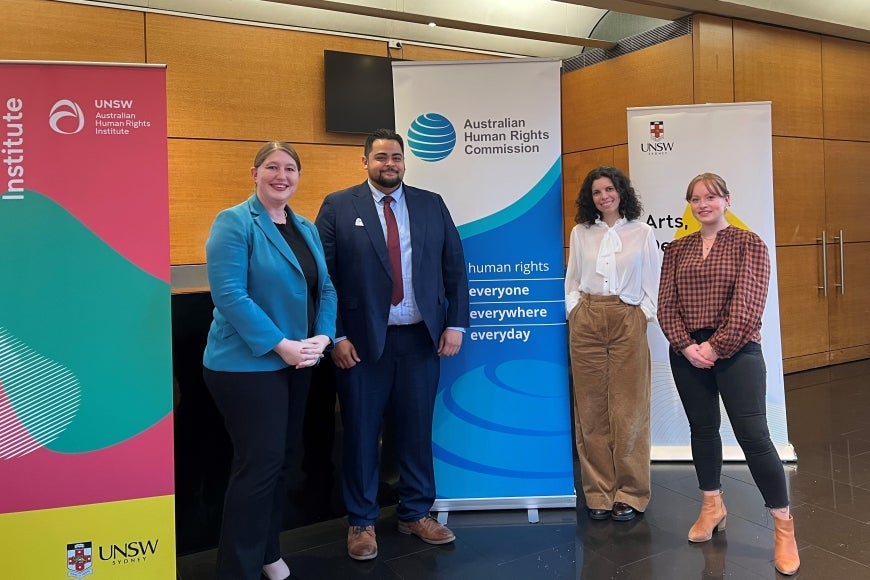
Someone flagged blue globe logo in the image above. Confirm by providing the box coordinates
[407,113,456,162]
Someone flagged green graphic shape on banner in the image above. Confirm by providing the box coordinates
[0,191,171,452]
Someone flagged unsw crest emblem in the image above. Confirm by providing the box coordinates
[67,542,94,578]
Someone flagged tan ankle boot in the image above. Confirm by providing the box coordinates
[773,515,800,575]
[688,490,727,543]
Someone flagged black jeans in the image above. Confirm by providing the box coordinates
[669,331,788,508]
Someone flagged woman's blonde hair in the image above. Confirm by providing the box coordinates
[253,141,302,171]
[685,172,729,201]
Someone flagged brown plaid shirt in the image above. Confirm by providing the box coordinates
[657,226,770,359]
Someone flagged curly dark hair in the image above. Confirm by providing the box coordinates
[574,165,643,226]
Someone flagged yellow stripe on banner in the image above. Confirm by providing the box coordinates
[0,495,176,579]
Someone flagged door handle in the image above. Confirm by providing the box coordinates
[833,229,845,295]
[817,231,828,297]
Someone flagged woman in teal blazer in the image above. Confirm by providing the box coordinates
[203,142,336,580]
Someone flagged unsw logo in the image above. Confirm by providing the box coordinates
[67,542,93,578]
[98,538,159,566]
[49,100,85,135]
[640,120,674,155]
[64,538,159,576]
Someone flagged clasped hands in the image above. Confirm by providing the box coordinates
[682,341,719,369]
[275,335,330,369]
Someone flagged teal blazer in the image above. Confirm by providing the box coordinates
[203,194,337,372]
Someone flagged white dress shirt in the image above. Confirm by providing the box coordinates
[369,182,423,326]
[564,217,660,321]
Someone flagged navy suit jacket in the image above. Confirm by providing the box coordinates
[204,194,337,372]
[315,182,469,362]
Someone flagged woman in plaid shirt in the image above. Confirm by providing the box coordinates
[658,172,799,576]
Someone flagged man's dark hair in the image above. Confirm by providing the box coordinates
[364,128,404,157]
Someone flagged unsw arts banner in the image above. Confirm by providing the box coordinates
[0,62,175,578]
[627,102,794,461]
[392,58,576,512]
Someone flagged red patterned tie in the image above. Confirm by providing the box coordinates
[383,195,403,306]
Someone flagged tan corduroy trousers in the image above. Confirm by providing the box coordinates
[569,293,651,512]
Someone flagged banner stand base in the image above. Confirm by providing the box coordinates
[651,444,797,462]
[432,494,577,524]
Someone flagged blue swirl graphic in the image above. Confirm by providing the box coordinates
[434,359,573,484]
[407,113,456,162]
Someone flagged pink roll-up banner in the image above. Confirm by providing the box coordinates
[0,61,175,579]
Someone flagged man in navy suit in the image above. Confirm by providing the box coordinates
[315,128,469,561]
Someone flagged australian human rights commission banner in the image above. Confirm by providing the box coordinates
[0,62,175,578]
[393,58,575,513]
[628,102,794,461]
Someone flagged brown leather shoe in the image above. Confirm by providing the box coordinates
[347,525,377,561]
[612,502,636,521]
[398,516,456,545]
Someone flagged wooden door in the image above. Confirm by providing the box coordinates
[776,245,830,372]
[828,241,870,361]
[772,136,826,246]
[825,140,870,243]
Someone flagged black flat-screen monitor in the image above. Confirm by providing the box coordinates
[324,50,396,134]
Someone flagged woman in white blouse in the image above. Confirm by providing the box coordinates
[565,166,660,522]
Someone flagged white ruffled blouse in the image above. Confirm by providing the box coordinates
[564,217,661,321]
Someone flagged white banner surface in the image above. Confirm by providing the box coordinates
[627,102,794,461]
[393,58,576,511]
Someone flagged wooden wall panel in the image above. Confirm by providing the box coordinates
[772,137,825,246]
[822,37,870,142]
[148,14,362,143]
[146,14,490,144]
[776,245,829,360]
[143,12,495,265]
[169,139,365,265]
[561,36,693,154]
[733,21,823,138]
[614,145,630,175]
[692,14,734,104]
[1,0,145,62]
[825,140,870,243]
[828,243,870,352]
[783,353,830,374]
[829,345,870,367]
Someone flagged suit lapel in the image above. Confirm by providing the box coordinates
[248,195,302,273]
[351,184,392,277]
[405,186,428,276]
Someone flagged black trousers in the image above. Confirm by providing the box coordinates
[669,331,789,509]
[204,366,312,580]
